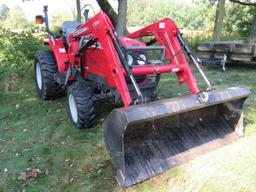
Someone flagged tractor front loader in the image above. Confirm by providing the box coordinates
[34,6,250,188]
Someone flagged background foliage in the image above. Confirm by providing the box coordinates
[127,0,255,40]
[224,4,256,38]
[0,0,255,78]
[128,0,207,30]
[0,28,43,76]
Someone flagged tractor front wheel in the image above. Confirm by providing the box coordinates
[67,82,96,128]
[34,50,63,99]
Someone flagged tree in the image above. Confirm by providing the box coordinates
[230,0,256,6]
[128,0,209,30]
[249,14,256,43]
[96,0,128,35]
[195,0,254,42]
[50,12,75,31]
[116,0,127,35]
[211,0,256,42]
[212,0,225,41]
[4,6,30,29]
[76,0,82,22]
[96,0,118,27]
[229,0,256,43]
[0,4,9,21]
[76,0,128,35]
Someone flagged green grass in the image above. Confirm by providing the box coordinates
[0,64,256,192]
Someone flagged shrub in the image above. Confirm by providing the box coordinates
[184,31,212,50]
[0,28,43,76]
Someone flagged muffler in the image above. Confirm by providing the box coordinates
[103,87,250,188]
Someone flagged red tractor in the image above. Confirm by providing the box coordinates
[35,6,249,188]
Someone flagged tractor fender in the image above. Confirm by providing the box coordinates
[46,38,69,73]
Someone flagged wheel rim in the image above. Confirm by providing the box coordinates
[36,62,43,90]
[69,93,78,123]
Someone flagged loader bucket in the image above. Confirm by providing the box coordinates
[103,87,250,188]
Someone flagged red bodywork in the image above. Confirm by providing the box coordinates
[45,11,199,107]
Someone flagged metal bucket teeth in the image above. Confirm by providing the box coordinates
[103,87,250,188]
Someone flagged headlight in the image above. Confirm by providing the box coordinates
[137,54,147,65]
[127,54,133,66]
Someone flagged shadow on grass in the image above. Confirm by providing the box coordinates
[0,82,119,191]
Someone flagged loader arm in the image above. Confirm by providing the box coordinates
[68,11,136,106]
[127,18,200,94]
[68,13,202,107]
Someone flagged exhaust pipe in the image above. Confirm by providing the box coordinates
[43,6,55,37]
[103,87,250,188]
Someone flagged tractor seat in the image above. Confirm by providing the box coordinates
[62,21,80,42]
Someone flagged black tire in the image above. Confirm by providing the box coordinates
[67,82,96,128]
[34,50,63,100]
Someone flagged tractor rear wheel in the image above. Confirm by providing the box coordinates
[34,50,63,99]
[67,82,96,128]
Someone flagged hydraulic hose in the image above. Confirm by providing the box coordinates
[177,32,212,91]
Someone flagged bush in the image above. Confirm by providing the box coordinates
[0,28,43,76]
[185,31,212,50]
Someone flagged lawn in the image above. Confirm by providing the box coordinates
[0,64,256,192]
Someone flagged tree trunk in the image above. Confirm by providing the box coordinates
[96,0,118,27]
[96,0,128,35]
[116,0,127,36]
[212,0,226,41]
[249,14,256,43]
[76,0,81,22]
